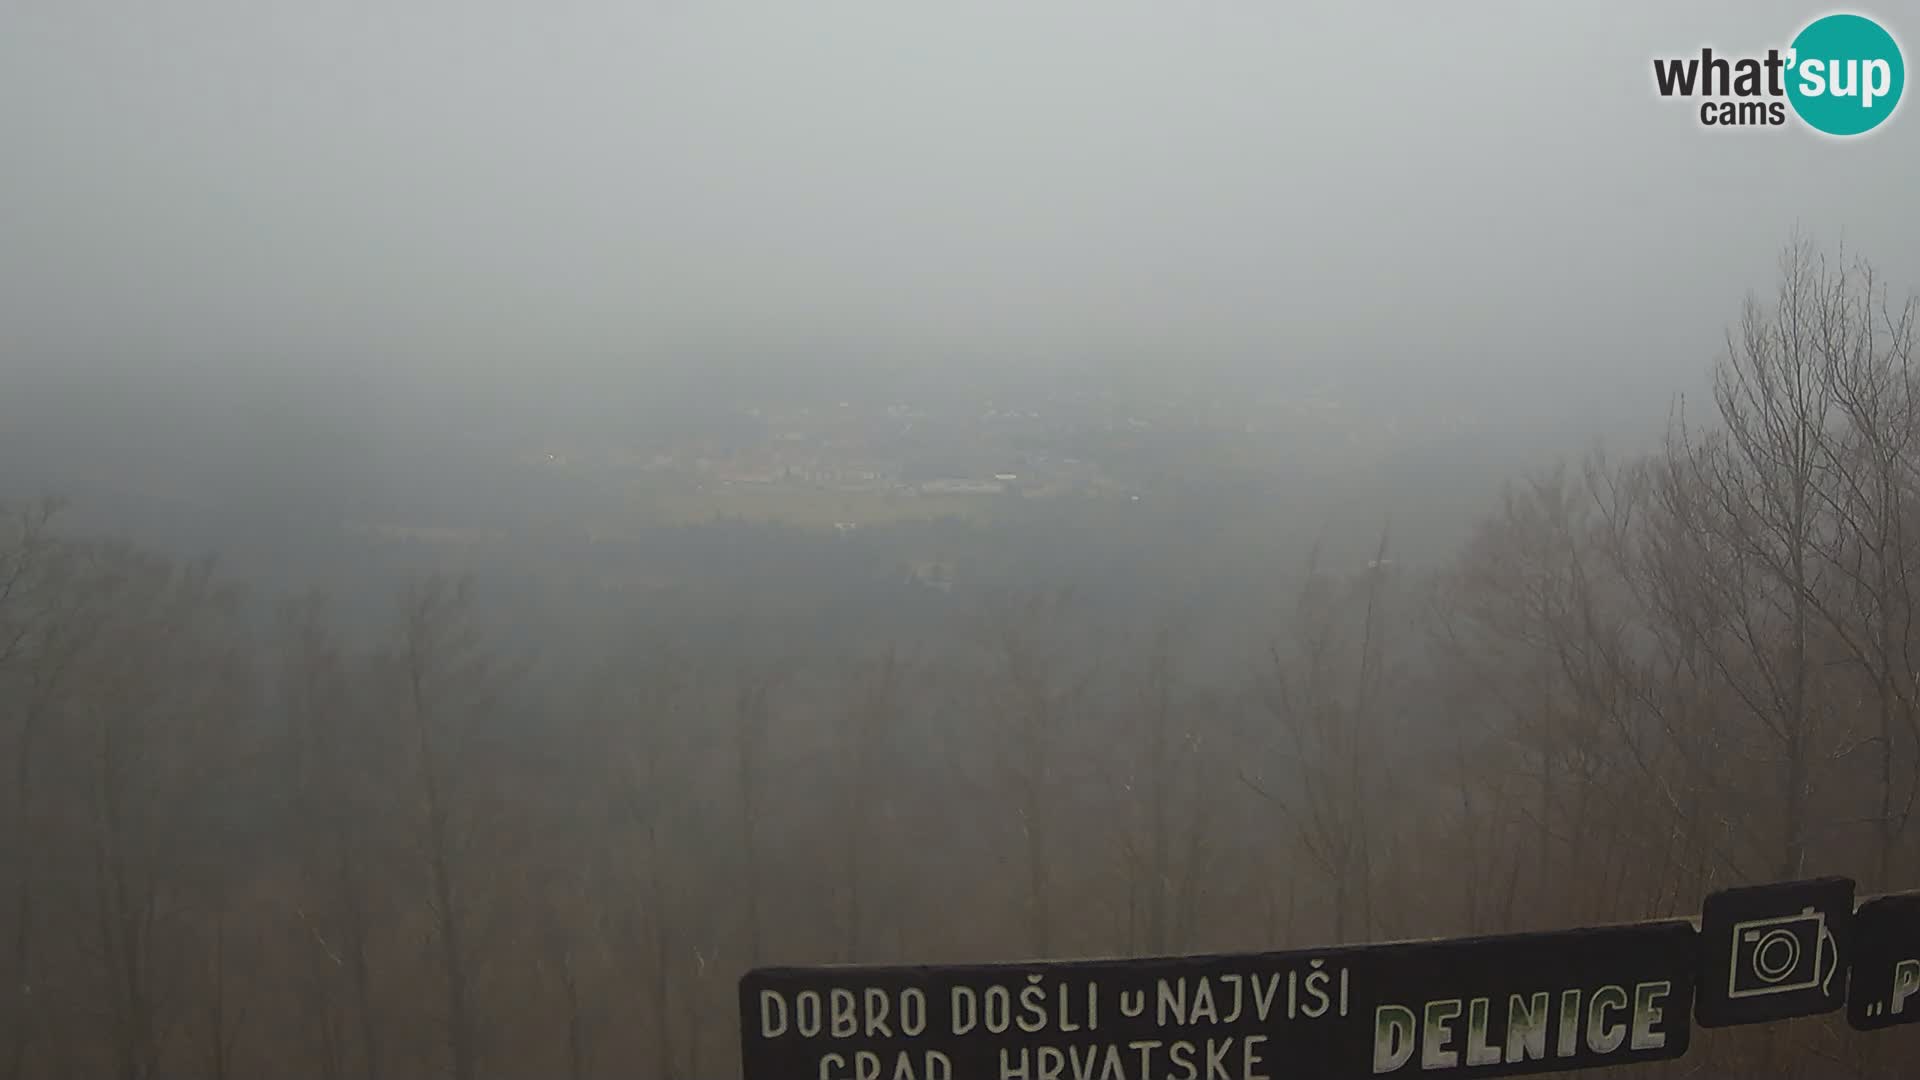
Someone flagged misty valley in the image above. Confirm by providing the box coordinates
[4,3,1919,1077]
[4,238,1920,1079]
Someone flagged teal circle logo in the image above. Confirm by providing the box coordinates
[1786,13,1905,136]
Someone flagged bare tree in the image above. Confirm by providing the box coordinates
[386,575,501,1080]
[976,587,1090,959]
[1244,532,1393,944]
[529,874,599,1080]
[1795,247,1920,887]
[1645,236,1848,881]
[837,647,908,963]
[0,497,77,1080]
[191,907,243,1080]
[1104,622,1213,955]
[586,642,694,1080]
[731,657,783,968]
[281,590,388,1080]
[58,546,246,1080]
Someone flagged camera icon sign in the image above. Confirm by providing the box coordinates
[1728,906,1839,1000]
[1698,876,1854,1028]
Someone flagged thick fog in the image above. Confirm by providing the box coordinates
[4,5,1920,1080]
[5,1,1913,415]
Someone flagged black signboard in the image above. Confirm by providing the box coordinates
[740,920,1695,1080]
[1848,891,1920,1031]
[1695,876,1853,1028]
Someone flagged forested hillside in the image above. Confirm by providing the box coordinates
[3,241,1919,1078]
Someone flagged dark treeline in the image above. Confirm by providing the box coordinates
[6,239,1920,1078]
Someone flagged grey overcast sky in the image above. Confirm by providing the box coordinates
[2,1,1915,420]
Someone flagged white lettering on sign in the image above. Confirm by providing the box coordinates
[816,1050,953,1080]
[997,1036,1270,1080]
[1464,998,1500,1066]
[951,977,1101,1036]
[1370,980,1674,1074]
[1585,985,1627,1055]
[1505,992,1548,1063]
[757,964,1346,1080]
[1151,965,1349,1027]
[746,925,1692,1080]
[1630,982,1670,1051]
[1893,959,1920,1016]
[762,988,930,1040]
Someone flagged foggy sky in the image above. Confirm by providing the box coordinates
[3,1,1916,424]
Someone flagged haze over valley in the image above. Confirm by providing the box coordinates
[3,3,1919,1079]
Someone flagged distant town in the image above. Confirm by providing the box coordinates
[505,382,1488,524]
